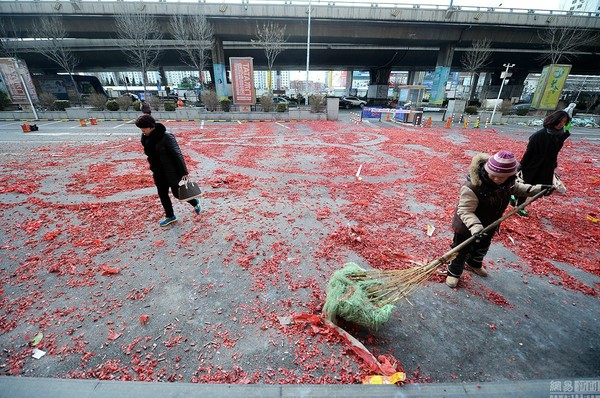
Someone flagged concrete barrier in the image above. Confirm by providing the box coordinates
[0,109,330,122]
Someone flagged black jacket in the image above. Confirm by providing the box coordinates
[141,123,188,186]
[519,127,570,185]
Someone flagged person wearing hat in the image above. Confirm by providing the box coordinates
[445,150,554,288]
[135,114,201,227]
[512,110,571,216]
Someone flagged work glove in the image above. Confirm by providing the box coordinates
[474,231,488,243]
[541,185,556,196]
[469,225,486,243]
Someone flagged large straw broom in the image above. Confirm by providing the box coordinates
[345,188,551,308]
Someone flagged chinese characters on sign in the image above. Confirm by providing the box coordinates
[550,379,600,398]
[229,57,255,106]
[531,64,571,111]
[0,58,39,104]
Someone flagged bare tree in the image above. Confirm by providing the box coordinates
[115,6,162,99]
[170,13,214,88]
[34,16,81,101]
[460,38,492,103]
[252,22,288,90]
[0,18,23,59]
[538,26,598,65]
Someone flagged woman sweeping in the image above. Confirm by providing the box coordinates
[513,110,571,217]
[445,151,553,288]
[135,114,201,227]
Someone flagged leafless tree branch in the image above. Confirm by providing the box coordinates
[538,26,598,65]
[461,38,492,73]
[252,22,288,72]
[460,38,492,102]
[0,18,23,59]
[34,16,81,99]
[115,5,162,97]
[169,13,214,87]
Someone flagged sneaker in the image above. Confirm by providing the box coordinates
[517,209,529,217]
[469,266,488,277]
[509,195,517,207]
[159,215,177,227]
[193,199,202,215]
[446,275,459,288]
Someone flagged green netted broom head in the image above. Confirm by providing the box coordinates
[323,262,395,329]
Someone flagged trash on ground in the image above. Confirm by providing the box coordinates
[32,348,46,359]
[426,224,435,237]
[30,332,43,347]
[362,372,406,384]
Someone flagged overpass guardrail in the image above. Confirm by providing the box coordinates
[1,0,598,18]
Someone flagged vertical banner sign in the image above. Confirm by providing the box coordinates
[0,58,39,104]
[532,64,571,111]
[229,57,255,105]
[213,63,228,99]
[429,66,450,105]
[0,71,10,100]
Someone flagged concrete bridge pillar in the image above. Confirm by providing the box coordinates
[436,44,455,68]
[468,72,481,104]
[158,67,168,88]
[407,71,422,85]
[212,37,228,98]
[345,69,353,95]
[368,66,391,104]
[484,68,527,102]
[212,37,225,66]
[429,44,455,105]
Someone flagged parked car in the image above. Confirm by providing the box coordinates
[338,98,351,109]
[281,96,298,105]
[511,103,535,115]
[273,97,289,105]
[160,93,180,101]
[339,96,367,109]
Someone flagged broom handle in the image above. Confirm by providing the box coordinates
[423,188,551,271]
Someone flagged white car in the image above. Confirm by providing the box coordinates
[341,96,367,108]
[273,97,289,104]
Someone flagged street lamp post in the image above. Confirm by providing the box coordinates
[490,63,514,125]
[305,0,311,106]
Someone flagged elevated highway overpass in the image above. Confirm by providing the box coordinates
[1,0,600,94]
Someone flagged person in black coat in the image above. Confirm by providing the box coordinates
[135,114,201,227]
[513,110,571,216]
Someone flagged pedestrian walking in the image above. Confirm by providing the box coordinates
[512,110,571,216]
[135,114,201,227]
[445,151,553,288]
[141,101,151,115]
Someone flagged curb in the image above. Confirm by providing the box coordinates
[0,376,564,398]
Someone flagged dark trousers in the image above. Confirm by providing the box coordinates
[447,231,494,277]
[155,178,197,218]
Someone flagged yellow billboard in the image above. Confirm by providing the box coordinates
[531,64,571,111]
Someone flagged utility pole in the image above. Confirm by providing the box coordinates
[490,63,514,125]
[305,0,311,106]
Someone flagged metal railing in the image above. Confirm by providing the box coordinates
[1,0,598,17]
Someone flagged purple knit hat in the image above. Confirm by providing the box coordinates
[484,150,518,177]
